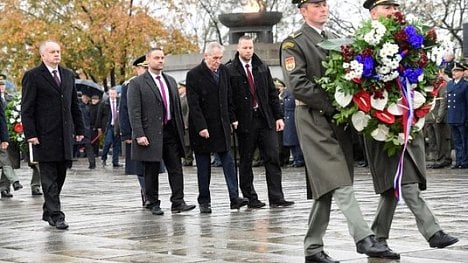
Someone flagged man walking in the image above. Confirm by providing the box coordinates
[227,35,294,209]
[281,1,397,261]
[127,48,196,215]
[186,42,248,213]
[21,40,84,230]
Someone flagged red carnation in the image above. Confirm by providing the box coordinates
[426,28,437,42]
[391,12,406,24]
[362,48,373,57]
[353,90,371,112]
[394,30,407,43]
[13,122,23,133]
[418,51,428,67]
[374,110,395,124]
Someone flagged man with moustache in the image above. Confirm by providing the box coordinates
[227,35,294,209]
[281,1,397,262]
[363,0,459,252]
[21,40,84,230]
[127,48,196,215]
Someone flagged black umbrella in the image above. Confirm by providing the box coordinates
[75,79,104,98]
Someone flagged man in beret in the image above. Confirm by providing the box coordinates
[363,0,459,254]
[281,1,398,262]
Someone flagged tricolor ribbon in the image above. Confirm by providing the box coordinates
[394,77,414,201]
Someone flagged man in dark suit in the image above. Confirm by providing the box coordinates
[363,0,459,252]
[96,87,121,167]
[127,48,195,215]
[281,1,397,262]
[227,35,294,209]
[21,40,84,230]
[186,42,248,213]
[120,55,147,206]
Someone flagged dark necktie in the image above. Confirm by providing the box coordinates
[212,70,219,83]
[156,76,169,124]
[245,64,258,108]
[52,70,61,87]
[321,31,328,40]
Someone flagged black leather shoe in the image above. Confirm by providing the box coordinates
[376,238,401,259]
[1,190,12,198]
[200,204,212,214]
[102,160,107,167]
[13,181,23,191]
[31,188,43,196]
[230,197,249,209]
[88,163,96,169]
[55,218,69,230]
[270,200,295,208]
[113,163,122,168]
[356,235,391,257]
[431,161,451,169]
[248,199,266,209]
[43,216,55,226]
[151,206,164,215]
[429,231,459,248]
[171,203,196,213]
[451,164,461,169]
[305,251,339,263]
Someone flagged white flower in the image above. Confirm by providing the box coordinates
[412,90,426,109]
[334,87,353,107]
[15,105,21,111]
[343,62,350,69]
[351,111,371,132]
[9,118,15,124]
[397,133,413,144]
[414,117,425,131]
[387,102,404,116]
[371,90,388,111]
[371,124,389,141]
[12,111,19,118]
[17,136,23,142]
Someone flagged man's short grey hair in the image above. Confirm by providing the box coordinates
[39,40,59,55]
[204,42,224,55]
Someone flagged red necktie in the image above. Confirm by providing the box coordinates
[52,70,61,87]
[156,76,168,124]
[245,64,257,108]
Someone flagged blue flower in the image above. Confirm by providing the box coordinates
[404,25,423,48]
[355,55,375,78]
[402,67,423,83]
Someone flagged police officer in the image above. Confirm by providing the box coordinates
[281,1,397,262]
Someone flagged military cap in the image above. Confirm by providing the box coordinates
[132,55,148,67]
[292,0,326,8]
[0,74,6,85]
[178,80,186,87]
[273,78,285,88]
[452,62,467,71]
[363,0,399,9]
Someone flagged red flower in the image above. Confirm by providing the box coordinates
[373,110,395,124]
[394,30,407,43]
[415,104,432,118]
[13,122,23,133]
[353,90,371,112]
[362,48,373,57]
[426,28,437,42]
[340,45,354,62]
[418,51,428,67]
[391,12,406,24]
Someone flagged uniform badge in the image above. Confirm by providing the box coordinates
[285,57,295,71]
[282,41,294,49]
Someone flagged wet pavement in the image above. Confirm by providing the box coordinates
[0,159,467,262]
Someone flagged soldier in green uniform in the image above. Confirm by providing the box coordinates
[362,0,459,251]
[281,0,398,262]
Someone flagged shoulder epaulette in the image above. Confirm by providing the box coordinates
[288,31,302,39]
[123,75,137,85]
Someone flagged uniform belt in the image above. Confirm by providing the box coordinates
[295,99,307,106]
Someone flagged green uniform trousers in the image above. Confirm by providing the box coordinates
[304,185,373,256]
[371,183,441,241]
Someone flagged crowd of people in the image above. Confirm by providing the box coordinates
[0,0,464,262]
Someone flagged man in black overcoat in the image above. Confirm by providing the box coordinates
[227,35,294,208]
[186,42,248,213]
[21,40,84,230]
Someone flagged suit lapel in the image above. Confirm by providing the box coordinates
[39,63,61,92]
[201,61,218,86]
[143,71,163,103]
